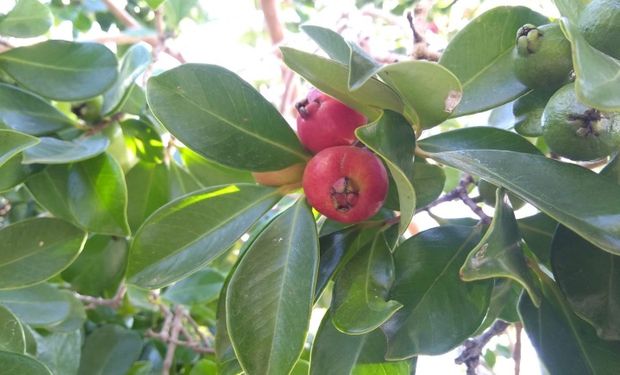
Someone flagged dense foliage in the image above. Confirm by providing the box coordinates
[0,0,619,374]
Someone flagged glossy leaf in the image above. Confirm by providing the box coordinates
[311,312,410,375]
[180,148,254,187]
[281,47,403,118]
[519,273,620,375]
[552,0,587,23]
[77,325,142,375]
[461,189,541,305]
[146,0,167,9]
[0,218,86,290]
[560,18,620,111]
[513,89,554,137]
[0,83,73,135]
[412,160,446,208]
[0,284,71,327]
[34,329,81,375]
[120,119,164,164]
[429,150,620,255]
[22,135,109,164]
[356,111,416,235]
[119,84,146,115]
[147,64,308,171]
[349,43,383,90]
[378,61,462,128]
[162,268,225,305]
[382,226,492,358]
[0,154,36,192]
[128,184,280,288]
[26,153,130,236]
[418,126,540,155]
[0,305,25,353]
[0,0,52,38]
[0,129,38,167]
[125,162,170,232]
[0,41,118,101]
[0,351,51,375]
[332,232,402,334]
[62,235,128,297]
[552,225,620,341]
[517,212,557,265]
[50,291,86,333]
[301,25,350,64]
[227,200,318,375]
[440,6,548,116]
[102,43,151,116]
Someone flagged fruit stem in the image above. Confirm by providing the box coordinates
[414,146,433,159]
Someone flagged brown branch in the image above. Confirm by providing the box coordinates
[102,0,140,29]
[260,0,284,45]
[75,284,126,310]
[162,305,184,375]
[89,34,158,46]
[455,320,510,374]
[514,323,523,375]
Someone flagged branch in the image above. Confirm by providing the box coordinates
[455,320,510,375]
[514,322,523,375]
[260,0,284,45]
[102,0,140,29]
[75,284,126,310]
[162,305,184,375]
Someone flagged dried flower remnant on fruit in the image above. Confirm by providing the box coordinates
[330,177,360,212]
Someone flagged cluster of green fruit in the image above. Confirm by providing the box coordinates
[511,0,620,162]
[252,89,389,223]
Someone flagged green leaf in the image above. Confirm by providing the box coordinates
[146,0,167,9]
[0,83,73,135]
[0,284,71,327]
[0,0,52,38]
[412,160,446,208]
[0,351,51,375]
[163,0,198,29]
[180,148,254,187]
[147,64,308,171]
[227,200,318,375]
[428,150,620,255]
[552,0,587,22]
[315,227,368,301]
[356,111,416,235]
[120,119,164,164]
[0,129,39,167]
[560,18,620,111]
[461,189,541,305]
[310,312,410,375]
[128,184,280,288]
[0,41,118,101]
[517,212,556,266]
[382,226,492,358]
[26,154,130,236]
[0,218,86,290]
[125,162,170,232]
[50,291,85,333]
[162,268,225,305]
[301,25,350,64]
[418,126,541,155]
[439,6,548,116]
[332,231,403,334]
[62,235,128,297]
[519,273,620,375]
[102,43,151,116]
[119,84,146,115]
[281,47,403,119]
[349,43,383,91]
[34,329,81,375]
[552,225,620,341]
[378,61,462,128]
[513,89,554,137]
[22,135,109,164]
[77,325,143,375]
[0,305,25,353]
[0,154,36,192]
[190,359,218,375]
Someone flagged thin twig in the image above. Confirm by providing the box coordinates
[162,305,184,375]
[514,323,522,375]
[455,320,510,375]
[75,284,127,310]
[102,0,140,29]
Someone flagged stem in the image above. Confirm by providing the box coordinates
[162,305,184,375]
[102,0,140,29]
[75,284,126,310]
[514,323,523,375]
[260,0,284,45]
[455,320,510,374]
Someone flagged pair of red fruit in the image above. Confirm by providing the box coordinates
[294,89,389,223]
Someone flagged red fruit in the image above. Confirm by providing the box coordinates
[296,89,367,154]
[303,146,388,223]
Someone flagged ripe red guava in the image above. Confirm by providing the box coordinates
[296,89,367,154]
[302,146,388,223]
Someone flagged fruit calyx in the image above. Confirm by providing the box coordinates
[569,108,603,137]
[516,24,543,56]
[330,176,359,212]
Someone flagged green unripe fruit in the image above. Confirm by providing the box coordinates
[578,0,620,59]
[542,83,620,161]
[73,96,103,124]
[512,23,573,90]
[478,179,525,210]
[513,89,555,137]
